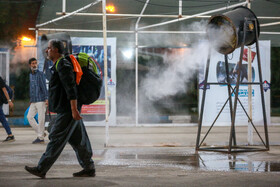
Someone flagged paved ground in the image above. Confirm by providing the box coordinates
[0,126,280,187]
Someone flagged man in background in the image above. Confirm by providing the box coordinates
[27,58,48,144]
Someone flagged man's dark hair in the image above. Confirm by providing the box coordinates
[49,39,64,54]
[28,58,37,65]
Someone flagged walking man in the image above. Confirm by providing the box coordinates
[0,76,15,142]
[27,58,48,144]
[25,39,95,178]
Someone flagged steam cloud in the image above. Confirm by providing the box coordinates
[139,19,233,102]
[139,20,211,101]
[207,22,235,54]
[140,41,210,101]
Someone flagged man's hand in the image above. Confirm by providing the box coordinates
[72,109,82,120]
[70,99,82,120]
[8,101,14,109]
[2,87,13,108]
[45,100,48,107]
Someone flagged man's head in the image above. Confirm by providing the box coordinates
[29,58,38,72]
[45,39,64,62]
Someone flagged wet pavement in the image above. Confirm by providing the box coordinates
[0,126,280,186]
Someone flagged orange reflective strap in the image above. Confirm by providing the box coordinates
[69,55,83,85]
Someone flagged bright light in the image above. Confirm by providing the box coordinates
[106,5,115,13]
[122,49,133,59]
[22,36,31,41]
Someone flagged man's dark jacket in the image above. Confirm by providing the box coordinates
[48,57,78,113]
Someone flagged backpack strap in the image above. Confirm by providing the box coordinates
[69,54,83,85]
[76,53,79,63]
[87,56,91,69]
[55,57,63,70]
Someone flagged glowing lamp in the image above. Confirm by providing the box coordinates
[106,5,115,13]
[22,36,31,41]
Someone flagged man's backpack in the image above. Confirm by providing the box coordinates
[0,84,14,104]
[57,53,102,105]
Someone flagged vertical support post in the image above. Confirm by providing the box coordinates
[135,31,139,126]
[224,55,236,146]
[247,0,253,145]
[179,0,182,17]
[196,47,211,150]
[62,0,66,14]
[7,50,10,86]
[35,29,39,60]
[102,0,109,146]
[134,0,150,126]
[247,46,253,145]
[254,20,269,150]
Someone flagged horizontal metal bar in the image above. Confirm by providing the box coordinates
[207,82,261,85]
[29,28,205,34]
[56,12,210,18]
[138,2,247,30]
[258,16,280,20]
[260,21,280,27]
[56,12,280,20]
[197,146,269,153]
[36,0,101,28]
[23,45,37,47]
[29,28,280,35]
[261,32,280,35]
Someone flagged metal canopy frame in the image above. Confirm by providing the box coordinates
[31,0,277,146]
[195,18,269,153]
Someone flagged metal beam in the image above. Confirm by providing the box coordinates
[29,28,280,35]
[134,0,150,126]
[36,0,101,28]
[260,21,280,27]
[55,12,280,20]
[137,2,247,30]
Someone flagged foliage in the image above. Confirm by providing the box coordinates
[0,0,41,47]
[0,0,41,101]
[14,68,30,100]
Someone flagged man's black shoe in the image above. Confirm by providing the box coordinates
[2,135,15,142]
[73,169,95,177]
[24,166,46,179]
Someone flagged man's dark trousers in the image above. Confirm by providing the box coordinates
[37,112,94,174]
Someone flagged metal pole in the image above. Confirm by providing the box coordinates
[35,29,38,60]
[225,55,236,146]
[56,12,210,18]
[36,0,101,28]
[196,47,211,150]
[247,0,253,145]
[62,0,66,14]
[179,0,182,17]
[229,19,248,153]
[55,12,280,20]
[261,32,280,35]
[134,0,150,126]
[102,0,109,146]
[29,27,280,35]
[135,32,139,125]
[29,28,205,34]
[260,21,280,27]
[138,1,247,30]
[247,46,253,145]
[254,20,270,150]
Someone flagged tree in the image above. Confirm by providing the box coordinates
[14,67,30,100]
[0,0,42,47]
